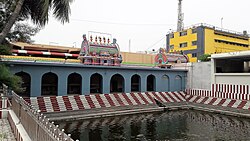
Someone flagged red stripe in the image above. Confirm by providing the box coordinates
[85,95,96,108]
[217,99,226,106]
[121,94,133,105]
[74,95,84,110]
[94,94,106,107]
[50,96,60,111]
[113,94,125,106]
[192,96,201,103]
[227,100,236,107]
[138,93,150,104]
[158,92,170,103]
[199,97,209,104]
[130,93,141,104]
[0,111,2,119]
[62,96,73,110]
[37,97,47,112]
[207,98,217,105]
[145,92,155,103]
[23,98,31,104]
[237,101,247,109]
[27,50,43,55]
[151,92,163,102]
[172,92,183,101]
[185,95,194,102]
[104,94,115,106]
[166,92,177,102]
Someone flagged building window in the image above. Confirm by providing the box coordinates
[169,33,174,38]
[179,42,187,48]
[192,28,197,34]
[179,31,187,36]
[170,45,174,49]
[192,41,197,46]
[192,53,197,57]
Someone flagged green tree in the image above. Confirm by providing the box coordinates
[198,54,211,62]
[0,0,73,44]
[0,64,22,92]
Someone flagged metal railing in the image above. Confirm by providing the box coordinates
[1,83,77,141]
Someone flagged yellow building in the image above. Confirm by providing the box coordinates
[166,23,250,62]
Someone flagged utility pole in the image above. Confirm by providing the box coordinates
[177,0,184,31]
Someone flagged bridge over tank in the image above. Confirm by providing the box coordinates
[5,61,187,97]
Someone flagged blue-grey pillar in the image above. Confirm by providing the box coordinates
[82,76,90,95]
[102,75,110,94]
[124,77,131,93]
[141,75,147,92]
[58,75,67,96]
[31,72,41,97]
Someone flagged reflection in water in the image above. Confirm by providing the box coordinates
[56,110,250,141]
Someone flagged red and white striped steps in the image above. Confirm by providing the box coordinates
[24,92,186,113]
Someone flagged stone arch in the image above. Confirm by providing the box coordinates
[67,73,82,95]
[162,74,170,91]
[90,73,103,94]
[175,75,182,91]
[147,74,156,91]
[131,74,141,92]
[41,72,58,96]
[110,74,124,93]
[15,71,31,97]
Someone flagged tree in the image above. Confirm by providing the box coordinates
[198,54,211,62]
[0,0,73,44]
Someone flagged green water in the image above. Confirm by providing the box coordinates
[56,110,250,141]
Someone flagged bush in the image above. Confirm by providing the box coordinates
[0,45,12,55]
[198,54,211,62]
[0,64,23,92]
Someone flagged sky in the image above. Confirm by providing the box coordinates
[32,0,250,52]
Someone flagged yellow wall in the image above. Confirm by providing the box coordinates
[204,28,216,54]
[120,52,155,64]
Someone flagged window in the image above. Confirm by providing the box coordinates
[179,42,187,48]
[192,53,197,57]
[192,41,197,46]
[192,28,197,34]
[170,45,174,49]
[179,31,187,36]
[169,33,174,38]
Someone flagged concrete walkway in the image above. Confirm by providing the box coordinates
[0,119,16,141]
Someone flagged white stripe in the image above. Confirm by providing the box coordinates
[212,98,222,105]
[57,96,66,111]
[141,93,154,104]
[43,97,53,112]
[204,97,214,104]
[174,92,185,101]
[189,96,198,102]
[90,95,101,108]
[232,100,242,108]
[18,50,27,54]
[196,97,205,103]
[133,93,146,104]
[153,92,167,103]
[169,92,180,102]
[126,93,138,105]
[163,93,174,102]
[109,94,120,106]
[221,99,232,107]
[68,96,79,110]
[118,94,129,106]
[64,53,72,57]
[42,52,51,55]
[30,98,39,110]
[80,96,91,109]
[99,94,111,107]
[242,101,250,110]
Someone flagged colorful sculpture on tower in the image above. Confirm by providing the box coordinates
[78,32,122,66]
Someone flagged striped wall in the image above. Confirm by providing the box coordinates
[0,97,9,119]
[24,92,186,113]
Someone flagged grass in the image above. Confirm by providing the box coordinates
[122,62,155,67]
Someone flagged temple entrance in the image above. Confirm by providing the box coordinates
[90,73,103,94]
[41,72,58,96]
[147,74,156,91]
[131,74,141,92]
[110,74,124,93]
[68,73,82,95]
[15,72,31,97]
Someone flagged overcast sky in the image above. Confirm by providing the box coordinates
[32,0,250,52]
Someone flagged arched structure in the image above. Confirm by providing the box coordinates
[162,74,170,91]
[110,74,124,93]
[147,74,156,91]
[175,75,182,90]
[131,74,141,92]
[41,72,58,96]
[67,73,82,95]
[15,72,31,97]
[90,73,103,94]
